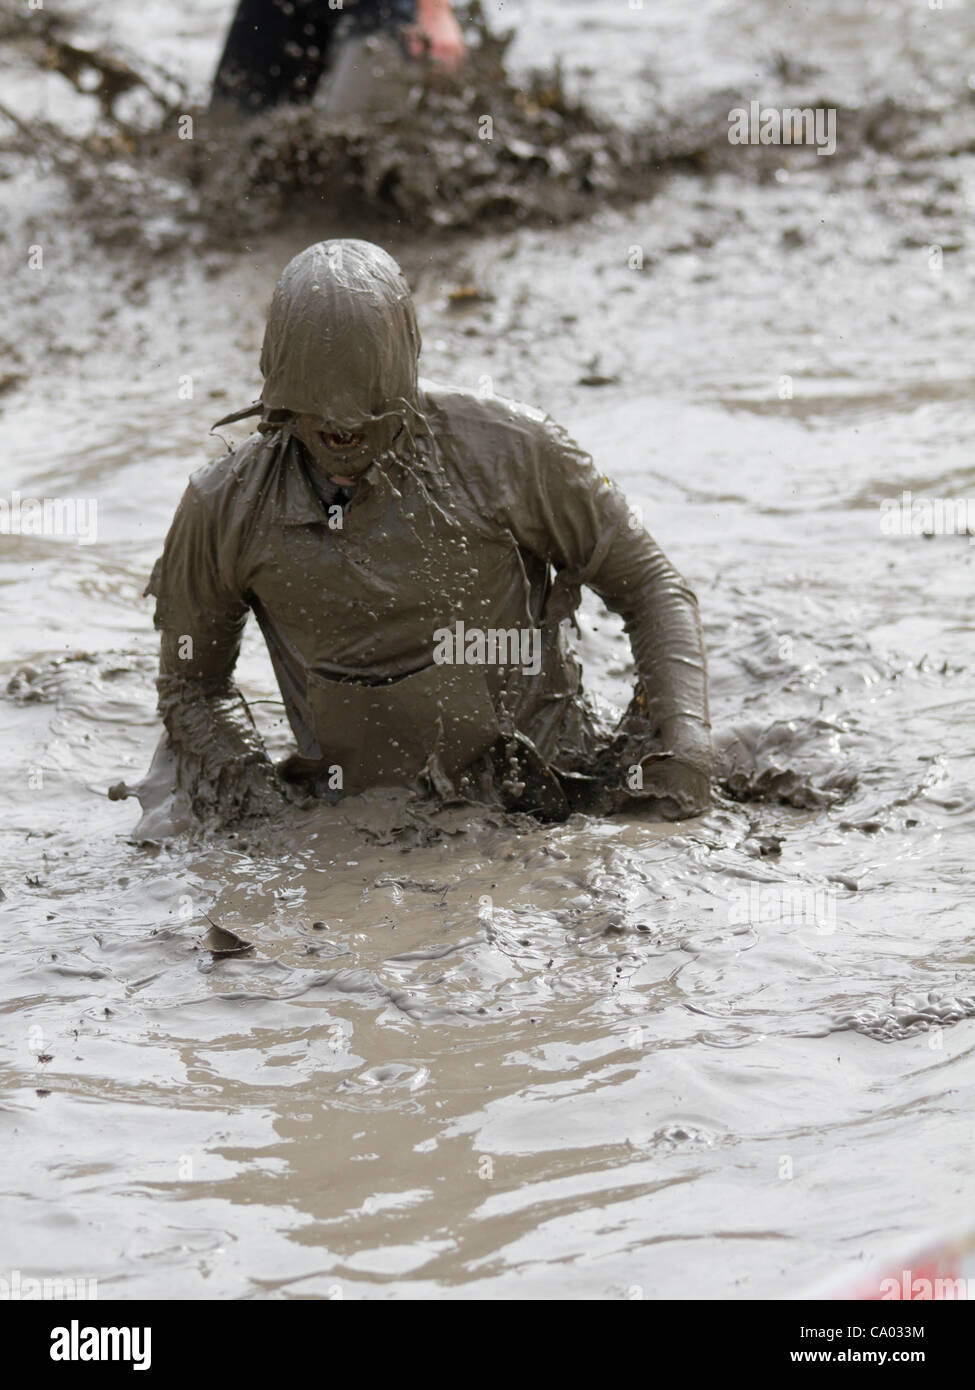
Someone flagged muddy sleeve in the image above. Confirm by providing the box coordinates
[148,479,250,683]
[145,480,285,818]
[504,417,712,763]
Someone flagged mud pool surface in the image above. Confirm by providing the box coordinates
[1,0,974,1298]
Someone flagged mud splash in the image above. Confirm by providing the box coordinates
[6,0,973,247]
[5,0,710,240]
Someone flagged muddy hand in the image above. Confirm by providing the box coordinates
[204,752,308,822]
[277,751,342,798]
[614,712,713,819]
[619,752,711,819]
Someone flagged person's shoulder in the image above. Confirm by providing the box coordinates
[419,381,591,476]
[420,378,548,443]
[186,433,273,506]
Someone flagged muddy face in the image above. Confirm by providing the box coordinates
[292,413,401,479]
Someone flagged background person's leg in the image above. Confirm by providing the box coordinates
[211,0,341,113]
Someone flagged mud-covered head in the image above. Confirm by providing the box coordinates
[260,239,421,474]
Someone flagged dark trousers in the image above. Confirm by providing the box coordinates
[212,0,415,112]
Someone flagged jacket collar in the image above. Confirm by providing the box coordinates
[274,433,385,525]
[275,437,332,525]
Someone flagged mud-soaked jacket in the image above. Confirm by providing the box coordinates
[148,386,709,797]
[146,239,710,809]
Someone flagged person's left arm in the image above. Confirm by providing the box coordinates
[501,414,713,817]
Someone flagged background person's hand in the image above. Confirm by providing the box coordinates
[407,0,467,71]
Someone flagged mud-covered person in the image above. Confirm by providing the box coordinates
[120,240,712,832]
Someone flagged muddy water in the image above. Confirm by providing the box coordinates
[2,2,975,1298]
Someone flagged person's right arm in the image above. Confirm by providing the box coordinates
[147,475,293,824]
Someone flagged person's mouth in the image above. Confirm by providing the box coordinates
[320,430,364,452]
